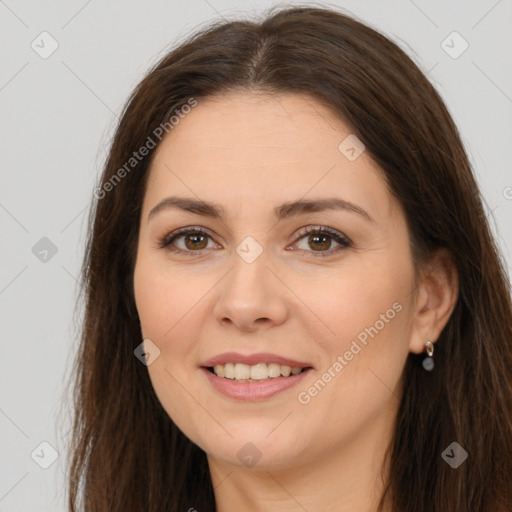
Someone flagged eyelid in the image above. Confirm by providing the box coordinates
[288,225,352,257]
[158,226,217,253]
[159,224,352,257]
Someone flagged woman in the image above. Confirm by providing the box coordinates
[67,5,512,511]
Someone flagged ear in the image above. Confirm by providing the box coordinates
[408,248,459,354]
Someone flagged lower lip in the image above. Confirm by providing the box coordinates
[200,367,313,401]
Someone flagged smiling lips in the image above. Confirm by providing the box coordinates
[200,352,313,399]
[201,351,312,381]
[212,362,304,381]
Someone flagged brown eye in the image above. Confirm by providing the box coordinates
[160,227,216,255]
[183,232,208,250]
[292,226,352,257]
[160,225,351,258]
[307,233,332,251]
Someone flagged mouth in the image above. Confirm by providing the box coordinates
[204,362,312,382]
[199,352,314,400]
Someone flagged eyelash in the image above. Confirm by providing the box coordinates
[158,225,352,258]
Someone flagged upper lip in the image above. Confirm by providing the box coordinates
[201,352,313,369]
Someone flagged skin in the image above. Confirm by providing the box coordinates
[133,91,459,512]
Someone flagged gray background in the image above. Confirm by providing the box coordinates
[0,0,511,510]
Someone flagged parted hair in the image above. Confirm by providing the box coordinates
[66,5,512,511]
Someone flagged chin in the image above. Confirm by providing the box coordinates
[202,432,308,470]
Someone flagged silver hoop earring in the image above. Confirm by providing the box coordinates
[422,340,435,371]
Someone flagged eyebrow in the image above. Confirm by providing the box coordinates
[147,196,374,223]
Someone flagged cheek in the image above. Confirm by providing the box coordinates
[300,257,412,403]
[134,262,203,436]
[145,360,204,449]
[134,257,193,341]
[303,264,406,347]
[134,258,203,398]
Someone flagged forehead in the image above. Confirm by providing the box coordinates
[155,91,352,157]
[143,91,395,222]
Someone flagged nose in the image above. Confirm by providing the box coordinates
[213,244,289,332]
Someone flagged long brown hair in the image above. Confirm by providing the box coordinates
[66,5,512,511]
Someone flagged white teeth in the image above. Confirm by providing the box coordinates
[224,363,235,379]
[212,362,305,381]
[268,363,281,378]
[280,365,291,377]
[213,364,225,378]
[250,363,268,380]
[235,363,250,380]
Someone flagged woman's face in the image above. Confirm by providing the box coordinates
[133,91,422,471]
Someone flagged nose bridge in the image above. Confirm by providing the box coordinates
[213,233,288,329]
[227,233,271,297]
